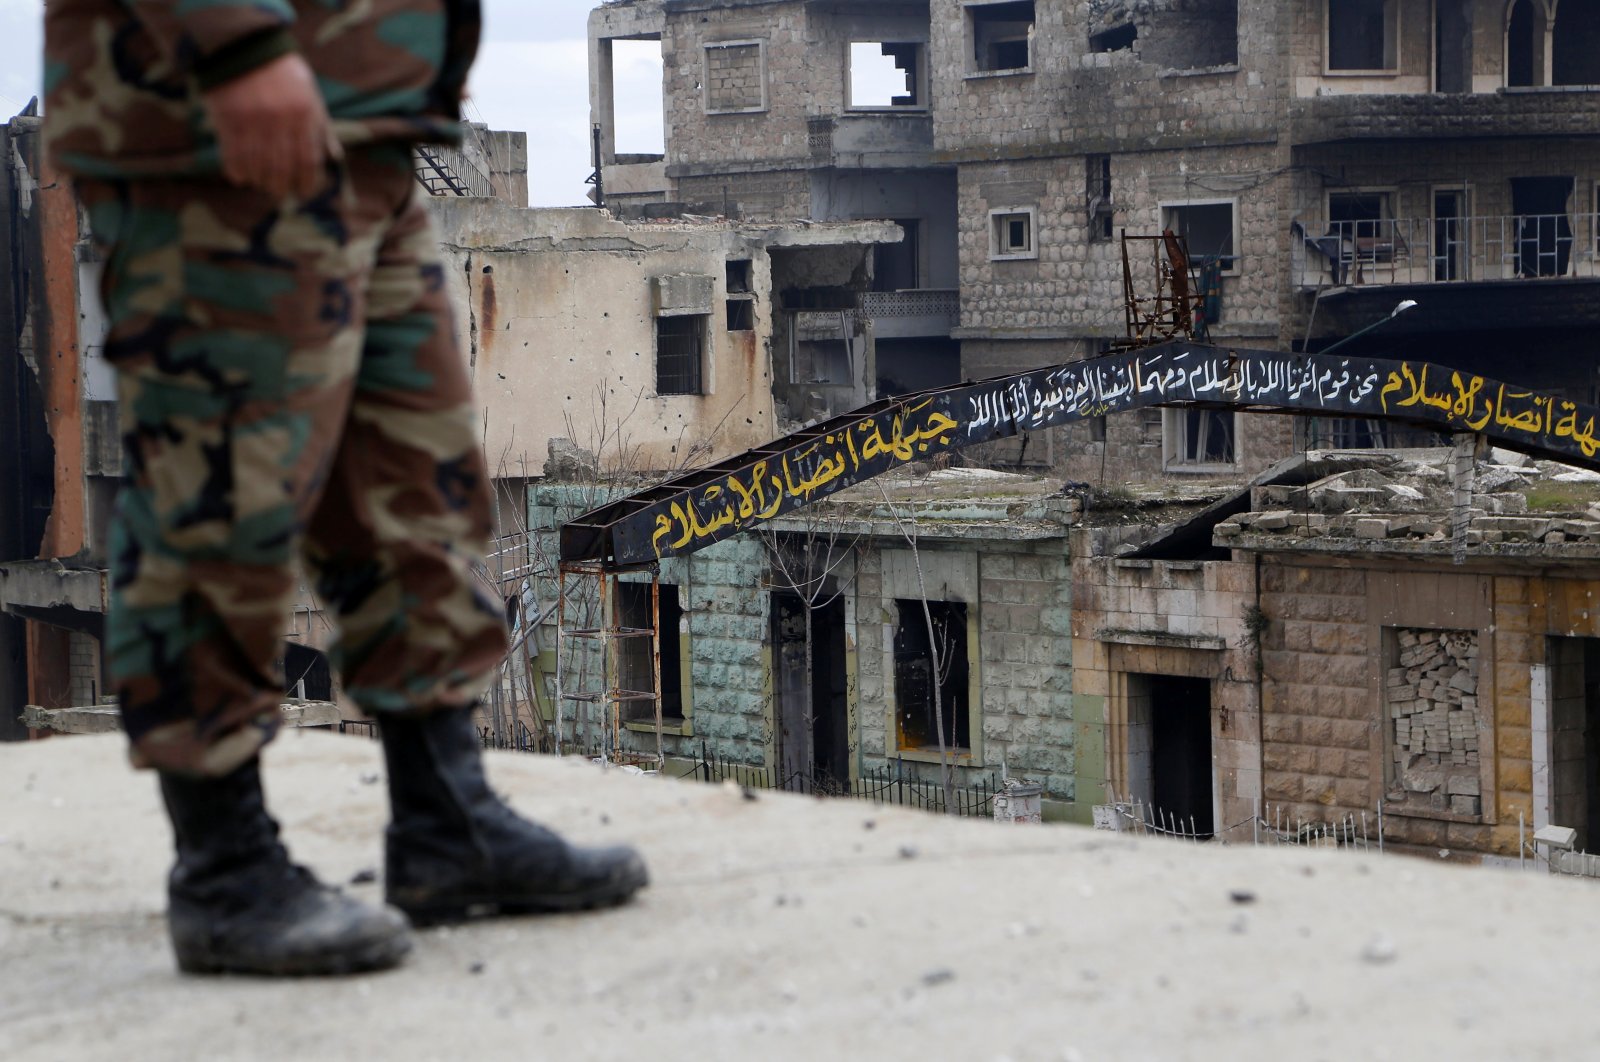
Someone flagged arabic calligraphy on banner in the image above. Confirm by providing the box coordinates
[647,399,960,556]
[593,343,1600,565]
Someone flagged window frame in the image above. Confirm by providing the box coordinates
[988,205,1039,261]
[1162,407,1237,473]
[702,39,768,115]
[1323,0,1400,75]
[1160,197,1239,276]
[879,549,983,766]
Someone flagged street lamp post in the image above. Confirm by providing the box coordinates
[1318,299,1418,357]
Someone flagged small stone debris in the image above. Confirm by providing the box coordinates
[741,786,759,802]
[359,771,381,786]
[469,961,486,975]
[1228,889,1256,905]
[1361,934,1398,965]
[898,844,919,860]
[349,867,378,886]
[599,813,611,826]
[862,819,876,831]
[921,968,955,988]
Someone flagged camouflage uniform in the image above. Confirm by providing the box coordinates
[45,1,508,776]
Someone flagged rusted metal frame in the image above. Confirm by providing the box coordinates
[563,341,1600,567]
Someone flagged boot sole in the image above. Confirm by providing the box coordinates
[175,933,413,977]
[394,869,649,928]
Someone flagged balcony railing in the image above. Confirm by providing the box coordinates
[861,289,960,319]
[1292,214,1600,289]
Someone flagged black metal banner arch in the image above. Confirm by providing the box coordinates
[560,340,1600,567]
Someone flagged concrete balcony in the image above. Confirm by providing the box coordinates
[1293,214,1600,290]
[1289,88,1600,146]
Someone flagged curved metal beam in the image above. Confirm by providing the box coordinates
[560,340,1600,567]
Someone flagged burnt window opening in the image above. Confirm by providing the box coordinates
[873,218,921,291]
[894,599,970,752]
[1086,155,1114,242]
[726,298,754,331]
[616,583,686,723]
[726,258,753,294]
[1089,22,1137,53]
[1162,200,1236,272]
[1554,0,1600,86]
[849,41,924,107]
[969,1,1035,73]
[656,314,707,395]
[1326,0,1396,72]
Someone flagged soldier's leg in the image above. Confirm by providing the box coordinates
[303,155,646,924]
[79,168,410,974]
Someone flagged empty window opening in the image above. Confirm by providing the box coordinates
[1165,408,1235,468]
[969,1,1035,72]
[726,258,753,294]
[989,207,1037,260]
[1434,0,1473,92]
[609,38,665,159]
[617,583,685,723]
[1087,415,1107,443]
[873,219,921,291]
[1089,22,1137,53]
[1327,190,1393,241]
[894,599,970,752]
[726,298,754,331]
[1433,188,1468,281]
[1553,0,1600,85]
[1161,200,1236,271]
[1506,0,1544,87]
[656,314,707,395]
[1326,0,1397,71]
[849,41,924,107]
[1086,155,1114,242]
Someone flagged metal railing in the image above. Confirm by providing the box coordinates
[861,288,960,320]
[1293,213,1600,288]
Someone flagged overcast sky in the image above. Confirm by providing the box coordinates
[0,0,665,208]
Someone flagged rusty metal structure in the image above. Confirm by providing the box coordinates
[1117,230,1206,349]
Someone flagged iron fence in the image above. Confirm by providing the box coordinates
[1293,212,1600,288]
[689,743,999,818]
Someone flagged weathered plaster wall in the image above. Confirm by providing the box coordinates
[430,201,790,478]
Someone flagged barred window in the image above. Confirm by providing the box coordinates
[656,314,706,395]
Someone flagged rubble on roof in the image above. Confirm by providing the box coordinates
[1216,449,1600,554]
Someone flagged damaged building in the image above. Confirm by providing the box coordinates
[587,0,1600,483]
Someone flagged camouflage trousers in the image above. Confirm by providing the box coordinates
[78,147,508,777]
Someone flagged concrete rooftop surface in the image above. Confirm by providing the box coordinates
[3,733,1598,1061]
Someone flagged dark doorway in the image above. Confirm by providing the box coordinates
[873,219,920,292]
[772,592,850,790]
[284,643,332,701]
[1553,0,1600,86]
[1434,0,1472,92]
[1433,189,1466,281]
[1506,0,1543,87]
[1548,637,1600,852]
[1149,674,1214,837]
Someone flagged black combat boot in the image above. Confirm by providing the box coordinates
[159,760,412,976]
[377,710,649,926]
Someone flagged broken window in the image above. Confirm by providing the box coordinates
[849,41,924,108]
[703,40,767,113]
[726,299,754,331]
[1554,0,1600,86]
[656,314,707,395]
[1506,0,1544,87]
[1086,155,1113,242]
[1326,0,1397,72]
[726,258,753,294]
[1434,0,1472,92]
[1164,409,1235,469]
[894,599,970,752]
[989,206,1037,260]
[616,582,686,724]
[1161,200,1236,272]
[968,1,1035,73]
[1089,22,1136,53]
